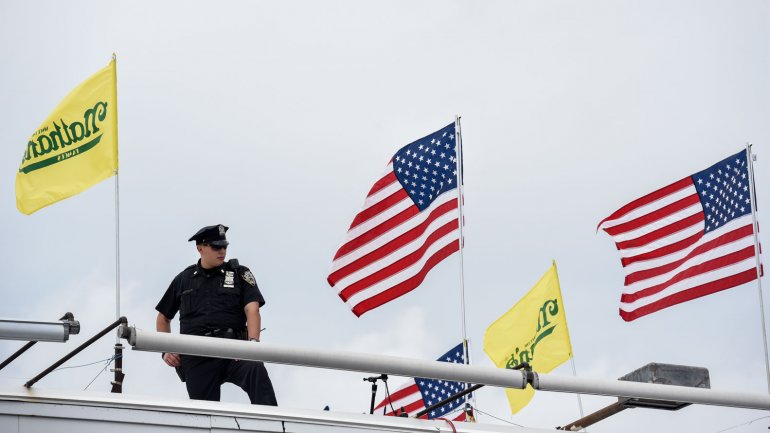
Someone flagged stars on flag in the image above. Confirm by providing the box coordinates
[415,344,468,418]
[692,154,751,232]
[393,124,458,211]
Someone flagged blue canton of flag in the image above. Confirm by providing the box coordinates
[692,151,751,233]
[393,123,458,211]
[415,343,469,418]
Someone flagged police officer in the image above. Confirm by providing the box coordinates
[155,224,277,405]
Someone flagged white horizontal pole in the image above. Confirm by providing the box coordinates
[122,327,770,411]
[534,373,770,411]
[122,327,527,389]
[0,319,77,342]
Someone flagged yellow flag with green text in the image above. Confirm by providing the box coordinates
[16,57,118,215]
[484,261,573,414]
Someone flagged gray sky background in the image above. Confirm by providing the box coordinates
[1,1,769,432]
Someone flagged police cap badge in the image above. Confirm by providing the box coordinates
[189,224,229,246]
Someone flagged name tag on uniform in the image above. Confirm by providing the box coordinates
[224,271,235,288]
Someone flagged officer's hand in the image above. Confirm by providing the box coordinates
[163,352,181,367]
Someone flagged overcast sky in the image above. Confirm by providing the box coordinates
[1,1,770,432]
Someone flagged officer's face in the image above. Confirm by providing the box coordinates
[198,243,227,268]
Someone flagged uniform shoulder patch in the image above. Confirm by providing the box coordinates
[241,269,257,287]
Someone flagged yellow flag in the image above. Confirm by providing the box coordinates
[16,57,118,215]
[483,261,573,414]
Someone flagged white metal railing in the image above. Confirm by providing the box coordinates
[120,326,770,411]
[0,317,79,342]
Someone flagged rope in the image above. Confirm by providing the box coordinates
[435,417,457,433]
[713,415,770,433]
[53,354,122,371]
[83,355,118,390]
[468,405,524,427]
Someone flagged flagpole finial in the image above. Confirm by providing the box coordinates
[747,143,758,161]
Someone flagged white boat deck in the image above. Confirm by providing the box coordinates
[0,386,554,433]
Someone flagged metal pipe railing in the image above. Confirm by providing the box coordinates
[533,371,770,410]
[0,313,76,371]
[121,327,770,411]
[25,317,127,388]
[0,341,36,371]
[559,401,627,431]
[0,313,79,343]
[120,326,528,390]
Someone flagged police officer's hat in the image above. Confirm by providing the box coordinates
[188,224,229,246]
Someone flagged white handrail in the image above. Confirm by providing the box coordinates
[121,327,770,411]
[0,318,79,342]
[122,326,527,389]
[534,373,770,410]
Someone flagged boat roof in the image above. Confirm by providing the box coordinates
[0,386,556,433]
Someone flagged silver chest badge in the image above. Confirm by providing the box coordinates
[224,271,235,288]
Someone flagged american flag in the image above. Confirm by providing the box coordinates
[373,343,470,420]
[598,150,762,321]
[328,123,461,316]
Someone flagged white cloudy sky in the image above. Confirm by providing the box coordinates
[1,1,769,432]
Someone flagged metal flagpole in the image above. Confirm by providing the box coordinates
[113,53,121,342]
[745,143,770,394]
[454,115,469,362]
[454,116,473,419]
[570,358,586,423]
[553,260,585,422]
[465,338,479,421]
[115,172,121,323]
[111,54,124,392]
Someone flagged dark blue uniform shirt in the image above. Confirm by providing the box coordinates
[156,259,265,336]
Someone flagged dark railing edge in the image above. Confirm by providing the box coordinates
[24,316,127,389]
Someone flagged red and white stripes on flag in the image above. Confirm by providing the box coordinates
[328,123,461,316]
[598,150,762,321]
[373,380,467,421]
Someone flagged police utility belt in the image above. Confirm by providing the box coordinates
[202,327,247,340]
[169,327,247,382]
